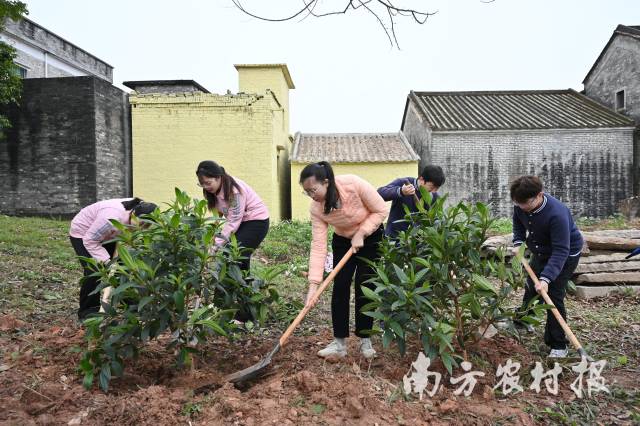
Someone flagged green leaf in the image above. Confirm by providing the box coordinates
[138,296,154,311]
[99,364,111,392]
[197,319,227,336]
[361,286,381,302]
[173,290,185,313]
[389,321,405,339]
[111,282,136,296]
[473,274,497,294]
[392,264,409,283]
[363,311,386,321]
[117,246,136,270]
[111,360,124,377]
[83,371,94,389]
[391,300,405,311]
[441,353,454,375]
[170,213,181,228]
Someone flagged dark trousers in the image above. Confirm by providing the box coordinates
[520,253,580,349]
[69,237,116,318]
[330,226,383,338]
[234,218,269,272]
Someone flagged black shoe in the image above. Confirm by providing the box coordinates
[77,306,99,321]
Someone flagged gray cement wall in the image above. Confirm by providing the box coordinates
[402,101,634,217]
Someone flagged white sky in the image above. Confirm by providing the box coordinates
[24,0,640,133]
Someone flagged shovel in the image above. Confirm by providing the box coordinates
[222,248,355,386]
[520,257,592,361]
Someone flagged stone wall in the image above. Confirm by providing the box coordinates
[0,76,129,216]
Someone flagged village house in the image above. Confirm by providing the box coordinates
[126,64,294,221]
[401,89,635,218]
[583,24,640,194]
[290,132,419,220]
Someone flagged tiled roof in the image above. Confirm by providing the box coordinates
[405,89,634,131]
[123,80,210,93]
[291,132,419,163]
[583,24,640,84]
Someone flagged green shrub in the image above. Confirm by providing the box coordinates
[79,189,283,391]
[363,190,546,373]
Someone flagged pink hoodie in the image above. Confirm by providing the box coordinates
[211,177,269,246]
[69,198,132,262]
[308,174,388,283]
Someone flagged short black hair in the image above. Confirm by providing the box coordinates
[420,165,445,187]
[510,175,543,203]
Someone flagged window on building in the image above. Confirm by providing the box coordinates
[615,90,625,111]
[12,64,27,78]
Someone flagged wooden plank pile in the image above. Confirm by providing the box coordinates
[482,230,640,299]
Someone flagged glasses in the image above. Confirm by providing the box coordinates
[301,186,321,197]
[515,196,538,210]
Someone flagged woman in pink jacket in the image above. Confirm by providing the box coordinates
[69,198,157,319]
[300,161,388,359]
[196,161,269,273]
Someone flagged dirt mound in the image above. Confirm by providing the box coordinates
[90,385,185,425]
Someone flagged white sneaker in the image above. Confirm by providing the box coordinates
[317,339,347,358]
[359,338,376,359]
[548,348,569,358]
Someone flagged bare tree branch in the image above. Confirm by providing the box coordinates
[231,0,437,49]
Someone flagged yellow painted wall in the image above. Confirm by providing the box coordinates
[131,92,287,220]
[236,65,293,133]
[290,161,419,220]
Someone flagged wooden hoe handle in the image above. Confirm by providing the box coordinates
[520,257,585,353]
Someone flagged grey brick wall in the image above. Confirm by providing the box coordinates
[403,105,634,217]
[0,76,130,217]
[94,79,131,201]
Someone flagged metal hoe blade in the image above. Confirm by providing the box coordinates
[224,343,282,384]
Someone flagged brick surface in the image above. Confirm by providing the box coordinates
[0,76,130,216]
[403,99,634,217]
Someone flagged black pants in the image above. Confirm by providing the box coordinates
[330,226,383,338]
[69,237,116,318]
[520,253,580,349]
[234,218,269,272]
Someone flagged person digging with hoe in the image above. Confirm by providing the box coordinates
[510,175,583,358]
[301,161,388,359]
[377,164,445,239]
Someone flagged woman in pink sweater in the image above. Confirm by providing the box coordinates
[69,198,157,319]
[196,161,269,274]
[300,161,388,359]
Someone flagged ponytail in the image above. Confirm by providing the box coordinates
[122,198,157,217]
[196,160,241,211]
[299,161,340,215]
[121,198,142,210]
